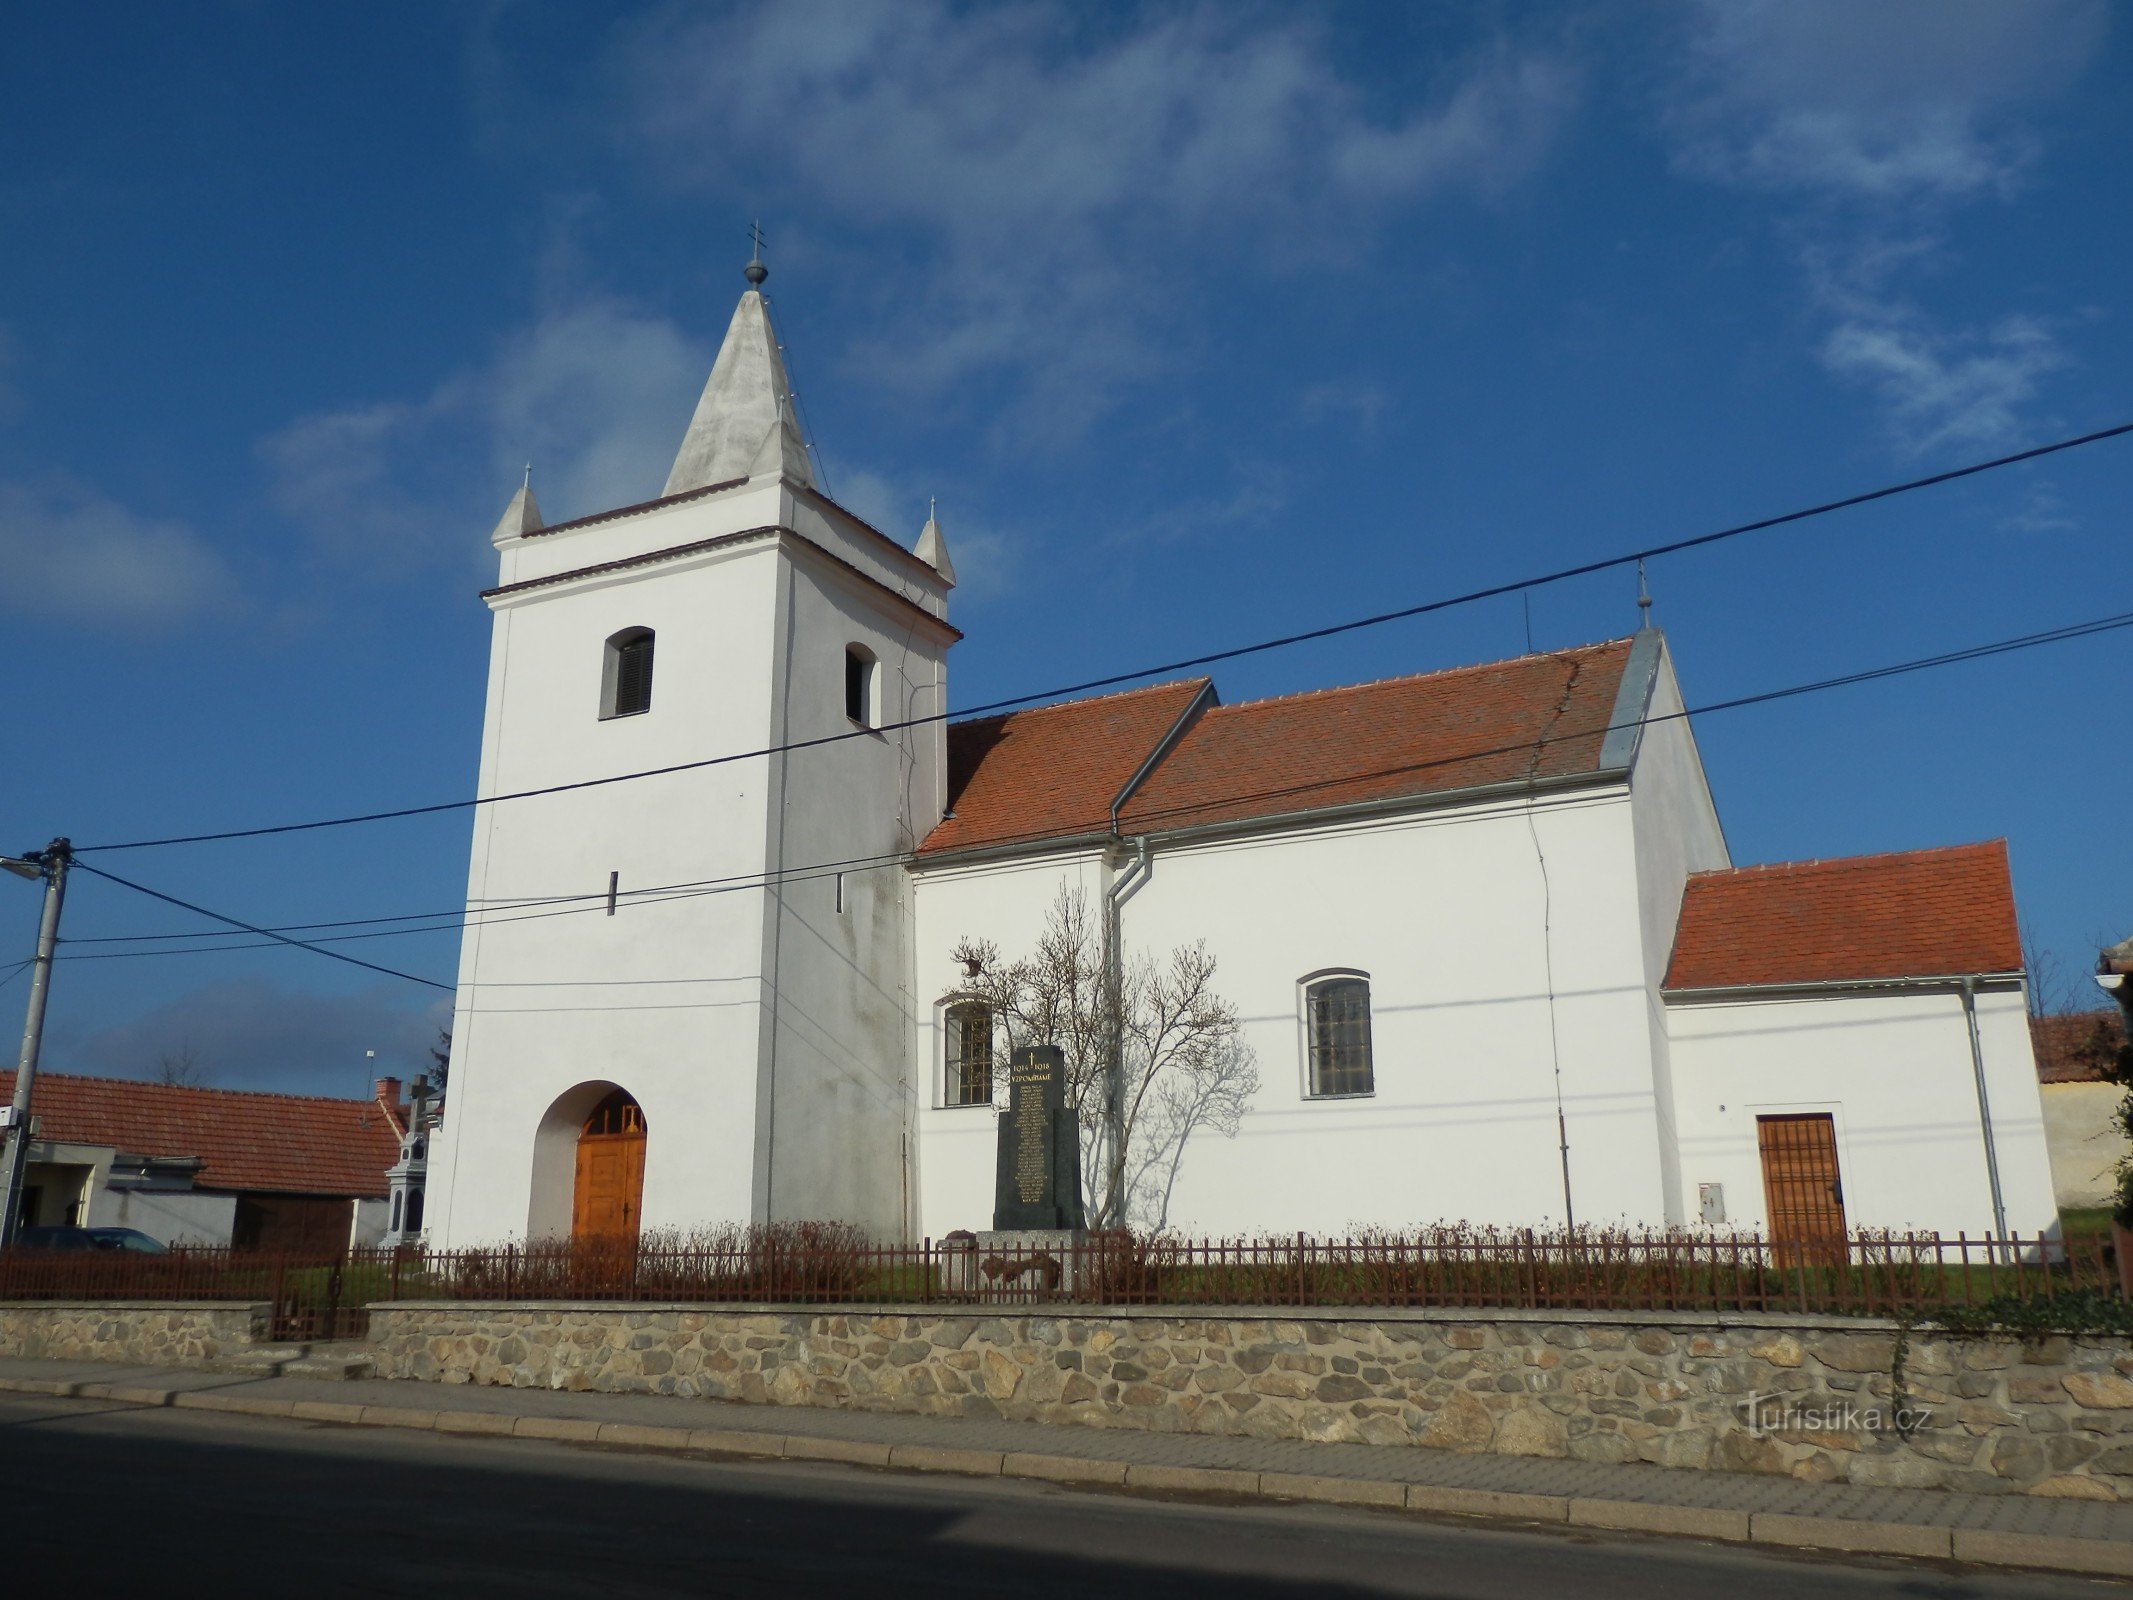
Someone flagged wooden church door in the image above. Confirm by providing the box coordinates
[1757,1113,1847,1270]
[572,1090,647,1241]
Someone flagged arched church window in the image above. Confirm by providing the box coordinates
[943,1000,994,1107]
[845,645,877,727]
[1303,972,1374,1097]
[602,628,655,719]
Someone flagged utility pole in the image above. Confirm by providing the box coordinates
[0,838,71,1249]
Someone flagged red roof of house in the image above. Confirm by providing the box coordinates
[1664,841,2022,990]
[919,639,1639,856]
[2031,1011,2126,1084]
[919,679,1210,855]
[1120,640,1636,834]
[0,1071,402,1197]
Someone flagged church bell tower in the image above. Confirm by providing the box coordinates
[425,255,958,1247]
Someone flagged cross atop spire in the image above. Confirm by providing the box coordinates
[662,231,812,496]
[745,220,768,287]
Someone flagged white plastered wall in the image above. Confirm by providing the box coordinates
[428,477,949,1246]
[1623,644,1732,1224]
[909,785,1677,1238]
[1666,983,2059,1236]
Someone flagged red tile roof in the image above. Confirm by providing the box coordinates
[1119,640,1636,834]
[0,1071,401,1197]
[2031,1011,2126,1084]
[919,679,1210,856]
[1664,841,2022,990]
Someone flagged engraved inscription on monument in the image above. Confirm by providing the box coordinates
[992,1044,1086,1231]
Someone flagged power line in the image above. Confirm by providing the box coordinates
[53,603,2133,989]
[67,861,454,992]
[73,419,2133,856]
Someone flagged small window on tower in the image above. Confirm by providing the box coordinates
[846,645,877,727]
[602,628,655,719]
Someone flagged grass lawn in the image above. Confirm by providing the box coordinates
[2060,1207,2115,1242]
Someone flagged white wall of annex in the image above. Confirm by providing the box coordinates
[1666,984,2059,1237]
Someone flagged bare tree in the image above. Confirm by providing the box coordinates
[2022,925,2076,1019]
[951,884,1259,1230]
[154,1041,209,1088]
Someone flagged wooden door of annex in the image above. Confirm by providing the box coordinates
[572,1090,647,1241]
[1757,1112,1847,1269]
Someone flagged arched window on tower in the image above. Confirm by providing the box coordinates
[602,628,655,719]
[845,644,878,727]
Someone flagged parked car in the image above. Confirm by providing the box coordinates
[16,1226,168,1254]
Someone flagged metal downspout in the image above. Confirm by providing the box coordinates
[1960,976,2009,1241]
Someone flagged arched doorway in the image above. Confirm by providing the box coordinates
[572,1089,647,1241]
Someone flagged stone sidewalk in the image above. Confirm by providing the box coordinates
[3,1354,2129,1578]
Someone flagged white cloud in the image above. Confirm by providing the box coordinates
[260,298,707,564]
[0,475,235,627]
[1819,311,2062,455]
[606,2,1575,434]
[1674,0,2103,199]
[1668,0,2106,450]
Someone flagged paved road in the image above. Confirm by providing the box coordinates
[2,1393,2115,1598]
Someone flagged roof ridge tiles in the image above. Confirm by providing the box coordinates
[520,477,748,539]
[15,1068,392,1110]
[1688,839,2007,882]
[949,676,1212,730]
[1201,636,1636,718]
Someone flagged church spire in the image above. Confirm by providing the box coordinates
[914,497,955,586]
[663,249,813,497]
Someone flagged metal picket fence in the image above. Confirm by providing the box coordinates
[0,1226,2116,1328]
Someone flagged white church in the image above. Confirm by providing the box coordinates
[423,261,2058,1251]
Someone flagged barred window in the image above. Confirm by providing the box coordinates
[1305,974,1374,1097]
[943,1000,994,1107]
[602,628,655,719]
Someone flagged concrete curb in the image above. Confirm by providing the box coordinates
[9,1377,2128,1579]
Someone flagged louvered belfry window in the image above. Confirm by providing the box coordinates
[604,629,655,719]
[944,1000,994,1107]
[1306,976,1374,1097]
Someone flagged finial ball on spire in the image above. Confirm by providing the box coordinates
[745,219,769,286]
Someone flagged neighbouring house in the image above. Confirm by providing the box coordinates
[1,1071,406,1250]
[424,256,2061,1249]
[2032,1008,2129,1214]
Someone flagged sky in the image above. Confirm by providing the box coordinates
[0,1,2127,1097]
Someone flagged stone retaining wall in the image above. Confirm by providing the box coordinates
[366,1303,2133,1501]
[0,1302,266,1366]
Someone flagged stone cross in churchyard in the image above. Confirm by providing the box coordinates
[992,1045,1086,1232]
